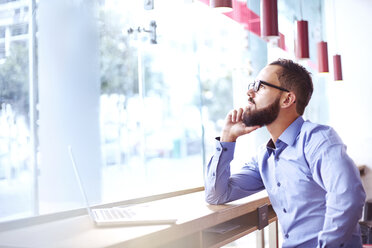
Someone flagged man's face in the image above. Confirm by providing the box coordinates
[243,95,281,127]
[242,65,283,127]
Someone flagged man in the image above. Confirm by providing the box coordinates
[204,59,366,247]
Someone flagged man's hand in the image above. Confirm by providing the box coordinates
[220,108,260,142]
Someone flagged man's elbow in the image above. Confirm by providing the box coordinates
[352,184,366,209]
[345,187,366,218]
[355,188,366,211]
[205,190,229,205]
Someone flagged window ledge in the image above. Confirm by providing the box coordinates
[0,190,275,248]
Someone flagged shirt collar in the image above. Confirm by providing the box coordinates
[277,116,304,146]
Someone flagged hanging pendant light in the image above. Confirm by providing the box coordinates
[296,20,309,59]
[210,0,233,12]
[333,54,343,81]
[317,41,329,73]
[332,0,343,81]
[296,0,309,59]
[278,33,286,50]
[317,2,329,73]
[260,0,279,38]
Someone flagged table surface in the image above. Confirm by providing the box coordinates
[0,190,272,248]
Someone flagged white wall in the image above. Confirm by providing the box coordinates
[325,0,372,199]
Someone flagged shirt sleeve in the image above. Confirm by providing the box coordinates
[204,138,265,205]
[306,131,366,248]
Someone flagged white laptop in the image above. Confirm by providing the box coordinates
[68,146,177,227]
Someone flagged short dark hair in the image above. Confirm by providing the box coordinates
[269,59,313,115]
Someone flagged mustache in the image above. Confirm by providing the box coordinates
[248,97,255,105]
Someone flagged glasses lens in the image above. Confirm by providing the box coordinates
[254,81,261,92]
[248,81,261,92]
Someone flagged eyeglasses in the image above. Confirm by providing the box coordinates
[248,80,289,93]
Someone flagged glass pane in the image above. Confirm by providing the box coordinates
[0,2,32,221]
[99,0,239,202]
[0,0,243,221]
[99,0,206,201]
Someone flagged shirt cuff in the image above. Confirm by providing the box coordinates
[214,137,236,152]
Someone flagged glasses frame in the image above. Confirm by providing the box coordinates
[248,80,289,93]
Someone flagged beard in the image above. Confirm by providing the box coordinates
[243,96,281,127]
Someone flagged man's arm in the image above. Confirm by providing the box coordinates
[204,138,265,204]
[307,129,366,247]
[204,108,263,204]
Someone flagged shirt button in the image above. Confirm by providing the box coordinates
[212,172,215,176]
[283,208,287,213]
[216,147,221,151]
[277,182,281,187]
[223,147,227,151]
[285,234,289,238]
[340,244,344,247]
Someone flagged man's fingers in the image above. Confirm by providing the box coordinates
[227,108,245,123]
[225,110,233,122]
[230,109,237,123]
[222,109,259,141]
[236,108,244,122]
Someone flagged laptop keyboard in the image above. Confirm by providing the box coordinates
[94,208,136,220]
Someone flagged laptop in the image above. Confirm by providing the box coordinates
[68,146,177,227]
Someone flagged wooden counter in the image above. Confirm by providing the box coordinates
[0,189,276,248]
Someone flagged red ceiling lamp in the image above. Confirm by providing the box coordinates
[210,0,233,12]
[278,33,286,50]
[333,54,342,81]
[317,2,329,73]
[296,20,309,59]
[296,0,309,59]
[260,0,279,39]
[317,41,329,73]
[332,0,343,81]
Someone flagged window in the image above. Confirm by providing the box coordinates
[0,3,30,221]
[0,0,17,4]
[0,0,243,221]
[10,23,28,36]
[0,42,5,58]
[0,27,6,38]
[98,0,241,203]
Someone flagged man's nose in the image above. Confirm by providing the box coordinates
[247,88,255,97]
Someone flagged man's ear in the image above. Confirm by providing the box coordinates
[282,92,296,108]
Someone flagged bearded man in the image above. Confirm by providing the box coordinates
[204,59,366,248]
